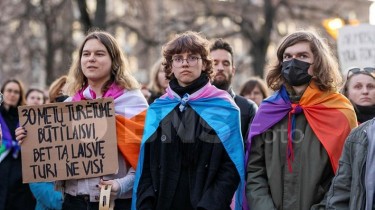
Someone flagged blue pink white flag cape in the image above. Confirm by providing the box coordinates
[132,82,245,210]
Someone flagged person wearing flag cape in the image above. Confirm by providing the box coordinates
[133,31,245,210]
[245,30,357,210]
[16,31,148,210]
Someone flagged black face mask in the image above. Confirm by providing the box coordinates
[281,59,312,86]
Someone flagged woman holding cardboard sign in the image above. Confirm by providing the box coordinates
[16,30,148,210]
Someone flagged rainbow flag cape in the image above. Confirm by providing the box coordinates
[246,81,357,173]
[72,83,148,169]
[132,82,245,210]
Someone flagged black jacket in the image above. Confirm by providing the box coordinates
[233,94,257,140]
[136,106,240,210]
[0,106,36,210]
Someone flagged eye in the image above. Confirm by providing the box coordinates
[223,61,230,67]
[283,54,292,60]
[188,56,199,61]
[367,84,375,90]
[175,58,183,62]
[353,84,362,89]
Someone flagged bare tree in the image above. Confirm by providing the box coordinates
[0,0,370,88]
[76,0,107,33]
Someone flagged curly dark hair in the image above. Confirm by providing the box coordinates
[162,31,213,80]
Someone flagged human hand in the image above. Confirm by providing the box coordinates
[99,179,120,194]
[15,126,27,145]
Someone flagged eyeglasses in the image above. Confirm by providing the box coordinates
[171,56,202,68]
[347,67,375,80]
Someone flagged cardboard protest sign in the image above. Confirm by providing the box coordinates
[337,24,375,75]
[18,98,118,183]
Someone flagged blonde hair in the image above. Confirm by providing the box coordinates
[48,75,67,103]
[67,30,139,95]
[148,58,166,94]
[267,30,342,92]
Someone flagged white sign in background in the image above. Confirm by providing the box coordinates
[337,24,375,76]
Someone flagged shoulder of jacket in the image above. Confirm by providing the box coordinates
[346,119,373,144]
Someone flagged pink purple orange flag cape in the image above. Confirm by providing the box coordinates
[246,81,357,173]
[71,83,148,169]
[243,81,357,210]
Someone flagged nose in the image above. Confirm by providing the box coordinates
[216,63,224,71]
[181,58,189,67]
[89,54,96,62]
[362,87,369,94]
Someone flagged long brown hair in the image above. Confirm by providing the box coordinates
[1,78,26,107]
[240,77,269,99]
[67,30,139,95]
[267,30,342,92]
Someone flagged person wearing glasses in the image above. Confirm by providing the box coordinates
[133,31,244,210]
[342,67,375,124]
[245,30,357,210]
[0,79,36,210]
[210,39,258,141]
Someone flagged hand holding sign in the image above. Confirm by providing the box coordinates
[15,126,27,145]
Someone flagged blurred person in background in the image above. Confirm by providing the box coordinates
[210,39,257,140]
[239,77,269,106]
[140,84,151,102]
[25,88,46,105]
[48,75,69,103]
[342,67,375,124]
[0,79,35,210]
[147,58,170,104]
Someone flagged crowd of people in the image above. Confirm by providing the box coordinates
[0,29,373,210]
